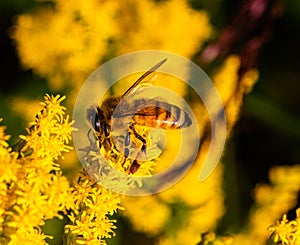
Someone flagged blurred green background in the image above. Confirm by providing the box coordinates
[1,0,300,243]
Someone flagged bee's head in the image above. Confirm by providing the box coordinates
[87,105,104,133]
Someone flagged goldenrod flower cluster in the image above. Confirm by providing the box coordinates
[12,0,118,91]
[0,95,122,245]
[12,0,211,94]
[0,95,73,244]
[64,171,123,245]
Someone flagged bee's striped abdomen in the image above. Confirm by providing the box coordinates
[133,102,192,129]
[161,104,192,129]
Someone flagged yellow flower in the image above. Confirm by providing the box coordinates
[12,0,212,96]
[19,94,73,165]
[8,226,52,245]
[115,0,212,58]
[64,171,123,244]
[122,195,171,236]
[212,55,241,105]
[1,94,125,244]
[268,208,300,245]
[212,55,258,136]
[12,0,119,91]
[0,95,72,244]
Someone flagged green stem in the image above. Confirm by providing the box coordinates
[244,94,300,138]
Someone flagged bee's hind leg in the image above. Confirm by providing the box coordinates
[129,160,141,174]
[129,123,147,155]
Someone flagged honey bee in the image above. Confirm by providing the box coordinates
[87,59,192,174]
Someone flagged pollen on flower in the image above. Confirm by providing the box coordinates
[81,120,158,179]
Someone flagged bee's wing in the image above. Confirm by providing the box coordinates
[114,98,191,128]
[113,98,167,117]
[133,99,170,116]
[122,58,167,98]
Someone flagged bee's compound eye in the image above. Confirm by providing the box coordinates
[94,114,101,132]
[95,120,100,131]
